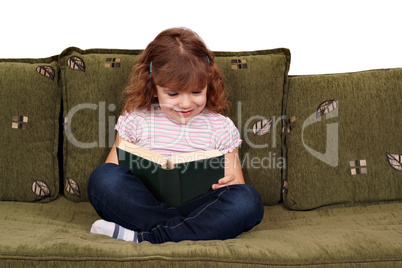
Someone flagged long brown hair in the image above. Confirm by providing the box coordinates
[122,27,230,115]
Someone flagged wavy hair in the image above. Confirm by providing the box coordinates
[122,27,230,115]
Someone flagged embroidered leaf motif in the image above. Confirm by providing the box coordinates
[282,115,296,133]
[316,100,338,118]
[65,177,81,197]
[252,118,273,136]
[67,56,86,72]
[36,66,55,81]
[386,153,402,171]
[32,180,51,197]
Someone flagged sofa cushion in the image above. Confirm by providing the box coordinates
[59,47,142,202]
[1,197,401,266]
[0,56,61,202]
[215,48,290,205]
[283,69,402,210]
[60,47,291,205]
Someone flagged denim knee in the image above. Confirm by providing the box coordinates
[87,163,122,202]
[88,163,109,190]
[229,184,264,224]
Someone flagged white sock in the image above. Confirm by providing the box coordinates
[90,219,139,243]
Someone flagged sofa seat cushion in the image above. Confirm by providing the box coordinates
[0,197,401,267]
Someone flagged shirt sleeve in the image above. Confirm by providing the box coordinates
[114,111,142,144]
[214,117,242,154]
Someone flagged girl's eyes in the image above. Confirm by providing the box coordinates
[167,91,202,97]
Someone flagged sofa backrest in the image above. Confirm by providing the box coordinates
[1,47,400,209]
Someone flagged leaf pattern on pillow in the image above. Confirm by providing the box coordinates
[316,100,338,118]
[65,177,81,197]
[386,153,402,171]
[252,118,272,136]
[32,180,51,197]
[36,66,55,81]
[67,56,86,72]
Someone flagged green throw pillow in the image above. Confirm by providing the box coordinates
[60,47,142,202]
[283,69,402,210]
[60,47,290,205]
[215,49,290,205]
[0,56,61,202]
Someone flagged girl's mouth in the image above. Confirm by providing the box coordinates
[176,109,194,117]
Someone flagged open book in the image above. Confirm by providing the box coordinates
[116,140,224,207]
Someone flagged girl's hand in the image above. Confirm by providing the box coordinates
[212,174,243,190]
[212,147,245,190]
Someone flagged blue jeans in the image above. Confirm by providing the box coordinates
[87,163,264,244]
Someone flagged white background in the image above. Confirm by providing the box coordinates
[1,0,401,75]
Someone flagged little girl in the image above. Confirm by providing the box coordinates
[87,27,264,244]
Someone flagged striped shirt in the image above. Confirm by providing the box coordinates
[115,108,242,157]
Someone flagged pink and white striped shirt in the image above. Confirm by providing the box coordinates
[115,108,242,157]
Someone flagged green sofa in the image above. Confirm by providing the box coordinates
[1,47,401,267]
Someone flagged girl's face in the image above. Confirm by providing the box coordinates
[155,85,207,124]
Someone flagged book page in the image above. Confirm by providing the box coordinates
[118,140,223,170]
[167,150,223,169]
[117,140,168,168]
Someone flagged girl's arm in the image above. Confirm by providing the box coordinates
[105,134,127,164]
[212,147,245,190]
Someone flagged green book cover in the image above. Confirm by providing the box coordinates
[116,140,225,207]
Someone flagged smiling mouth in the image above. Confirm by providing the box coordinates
[176,110,194,117]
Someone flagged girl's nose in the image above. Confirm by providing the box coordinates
[179,94,192,109]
